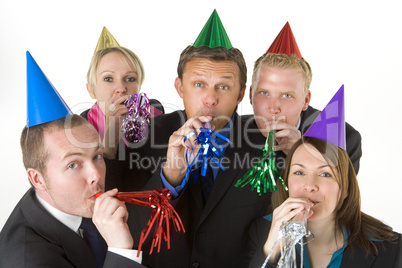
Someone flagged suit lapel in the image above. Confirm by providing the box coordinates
[21,189,96,267]
[340,245,375,267]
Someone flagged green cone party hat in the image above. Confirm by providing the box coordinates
[193,9,232,49]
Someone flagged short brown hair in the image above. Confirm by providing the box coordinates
[252,53,312,96]
[20,115,89,176]
[177,45,247,91]
[86,46,145,91]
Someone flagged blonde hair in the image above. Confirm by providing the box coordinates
[251,53,312,97]
[86,46,145,90]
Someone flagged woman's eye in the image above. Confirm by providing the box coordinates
[126,77,136,82]
[294,171,303,175]
[283,94,291,98]
[259,91,268,96]
[320,172,332,178]
[104,77,112,82]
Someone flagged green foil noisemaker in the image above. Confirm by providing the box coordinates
[235,130,288,195]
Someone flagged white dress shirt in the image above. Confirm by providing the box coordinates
[35,193,142,263]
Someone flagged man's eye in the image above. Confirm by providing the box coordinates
[283,94,291,98]
[195,82,202,87]
[94,154,103,160]
[219,85,228,90]
[68,163,78,169]
[259,91,268,96]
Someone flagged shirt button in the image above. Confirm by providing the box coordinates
[192,261,200,268]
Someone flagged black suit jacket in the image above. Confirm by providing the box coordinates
[0,188,144,268]
[247,218,402,268]
[241,105,362,174]
[116,110,272,268]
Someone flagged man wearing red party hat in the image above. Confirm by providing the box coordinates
[243,22,362,174]
[0,52,146,267]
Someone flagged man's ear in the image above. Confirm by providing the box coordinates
[249,85,253,105]
[302,90,311,111]
[174,77,184,99]
[237,85,246,104]
[86,84,96,99]
[27,168,46,191]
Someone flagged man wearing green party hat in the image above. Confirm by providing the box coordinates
[113,9,271,267]
[0,52,146,267]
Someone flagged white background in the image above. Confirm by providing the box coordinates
[1,1,401,233]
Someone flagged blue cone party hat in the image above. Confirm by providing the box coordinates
[304,85,346,150]
[26,51,72,127]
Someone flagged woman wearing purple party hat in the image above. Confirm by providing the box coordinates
[248,85,401,268]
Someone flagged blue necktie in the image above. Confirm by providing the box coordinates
[80,217,105,268]
[201,164,214,203]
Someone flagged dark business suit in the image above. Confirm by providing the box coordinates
[241,105,362,174]
[247,218,402,268]
[119,110,272,268]
[0,188,144,268]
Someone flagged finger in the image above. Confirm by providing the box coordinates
[112,105,129,117]
[186,116,211,133]
[112,204,129,221]
[94,189,118,211]
[114,95,131,105]
[274,143,293,152]
[307,210,314,219]
[287,197,314,207]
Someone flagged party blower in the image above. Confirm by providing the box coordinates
[96,188,185,257]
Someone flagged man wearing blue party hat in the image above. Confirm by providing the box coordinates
[0,52,146,267]
[248,85,401,267]
[112,9,272,268]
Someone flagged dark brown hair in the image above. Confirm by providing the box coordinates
[20,115,89,177]
[177,45,247,91]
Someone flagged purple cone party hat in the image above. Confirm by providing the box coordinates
[193,9,232,49]
[304,85,346,150]
[265,22,302,59]
[94,26,121,53]
[26,51,72,127]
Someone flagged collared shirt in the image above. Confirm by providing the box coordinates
[35,193,142,263]
[298,229,347,268]
[160,114,234,198]
[296,115,301,130]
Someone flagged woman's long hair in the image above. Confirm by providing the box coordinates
[272,137,397,254]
